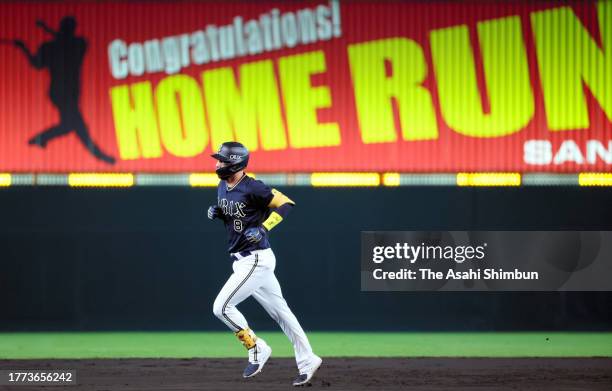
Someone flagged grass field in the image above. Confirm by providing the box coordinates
[1,332,611,359]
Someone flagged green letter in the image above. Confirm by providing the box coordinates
[203,60,287,152]
[156,75,208,158]
[531,2,612,130]
[348,38,438,143]
[278,51,341,148]
[431,16,534,137]
[110,82,162,160]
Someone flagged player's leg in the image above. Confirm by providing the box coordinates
[29,123,71,147]
[212,253,272,377]
[212,262,255,332]
[251,250,321,385]
[72,110,116,164]
[29,100,73,147]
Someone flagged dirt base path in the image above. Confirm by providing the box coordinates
[1,358,610,390]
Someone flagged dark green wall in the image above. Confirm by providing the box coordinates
[1,187,611,331]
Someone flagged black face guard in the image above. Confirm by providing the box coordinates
[215,163,242,180]
[211,142,250,180]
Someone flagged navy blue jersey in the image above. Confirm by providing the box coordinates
[217,174,275,254]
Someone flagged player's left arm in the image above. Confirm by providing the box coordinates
[13,41,43,69]
[245,183,295,243]
[261,189,295,232]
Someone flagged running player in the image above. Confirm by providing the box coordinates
[207,141,322,386]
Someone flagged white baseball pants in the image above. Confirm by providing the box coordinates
[212,248,316,371]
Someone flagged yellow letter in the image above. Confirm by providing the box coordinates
[278,51,341,148]
[110,82,162,160]
[347,38,438,143]
[202,60,286,151]
[155,75,208,157]
[430,16,534,137]
[531,2,612,130]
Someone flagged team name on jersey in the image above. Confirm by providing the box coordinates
[218,198,246,218]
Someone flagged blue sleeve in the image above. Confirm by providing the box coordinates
[249,180,274,208]
[216,184,228,222]
[274,202,294,218]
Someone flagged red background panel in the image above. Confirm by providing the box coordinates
[0,1,609,172]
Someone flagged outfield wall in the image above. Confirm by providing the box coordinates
[1,187,611,331]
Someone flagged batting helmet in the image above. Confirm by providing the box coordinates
[211,141,249,179]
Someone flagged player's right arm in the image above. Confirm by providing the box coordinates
[207,192,224,221]
[207,205,222,220]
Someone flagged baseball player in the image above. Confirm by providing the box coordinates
[207,141,322,386]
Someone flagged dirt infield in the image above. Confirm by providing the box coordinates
[1,358,611,391]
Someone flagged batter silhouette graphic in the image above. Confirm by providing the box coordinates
[14,16,116,164]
